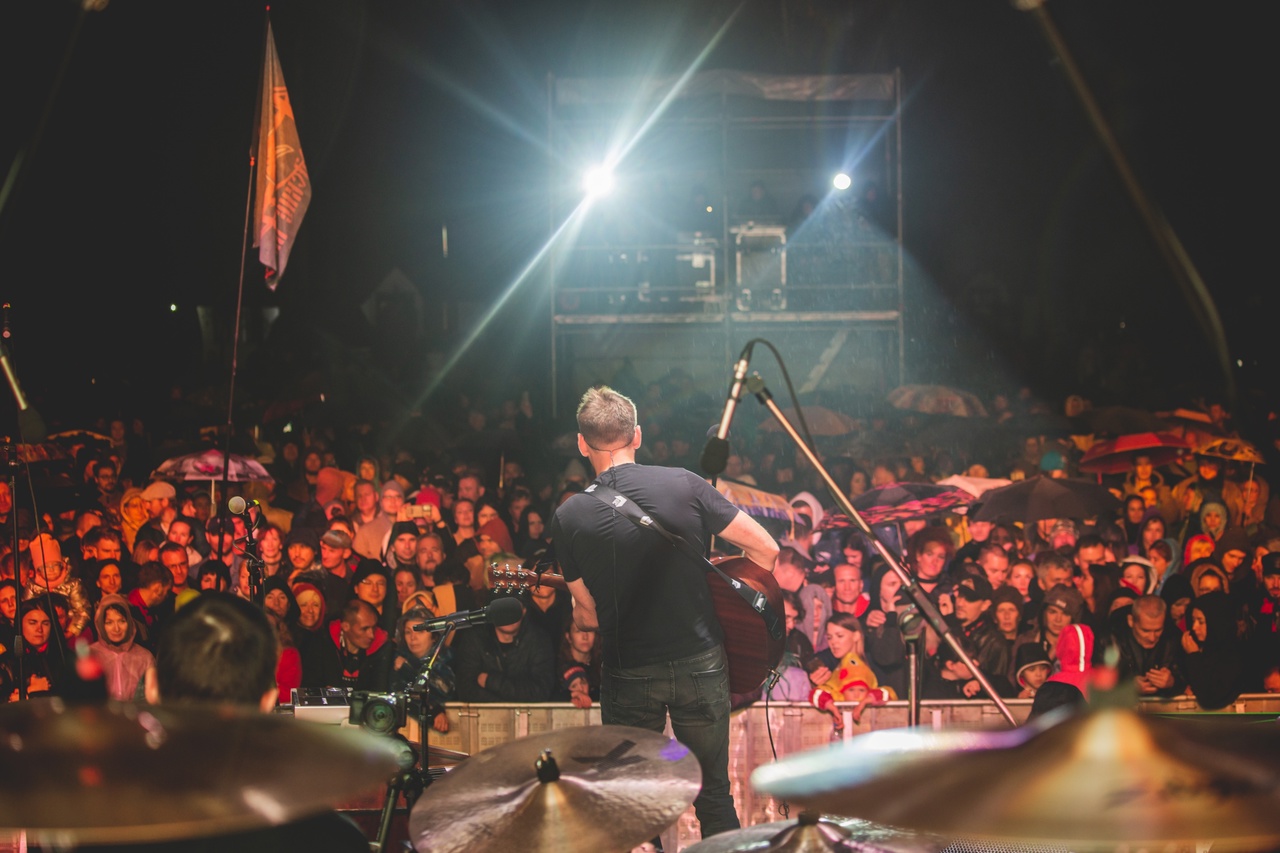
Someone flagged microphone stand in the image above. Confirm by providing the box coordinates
[234,510,266,606]
[372,621,456,852]
[744,375,1018,727]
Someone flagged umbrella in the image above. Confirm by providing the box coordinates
[935,475,1013,498]
[1195,437,1266,465]
[1072,406,1166,436]
[1077,431,1190,475]
[716,480,794,524]
[888,385,988,418]
[46,429,111,444]
[819,482,973,528]
[759,406,859,437]
[970,476,1121,524]
[154,449,273,481]
[1156,407,1227,437]
[154,449,273,485]
[15,442,70,464]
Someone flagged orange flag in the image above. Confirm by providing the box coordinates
[253,21,311,290]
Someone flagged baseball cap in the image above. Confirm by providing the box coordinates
[954,574,994,602]
[1042,583,1084,622]
[321,529,352,550]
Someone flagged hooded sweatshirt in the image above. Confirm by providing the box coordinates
[1182,591,1244,710]
[88,594,155,702]
[1028,623,1094,719]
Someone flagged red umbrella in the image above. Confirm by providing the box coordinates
[1078,432,1190,475]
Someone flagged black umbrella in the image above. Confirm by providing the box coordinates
[970,476,1121,524]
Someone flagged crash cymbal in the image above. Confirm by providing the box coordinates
[0,698,401,844]
[752,707,1280,851]
[425,744,468,764]
[409,724,700,853]
[683,813,949,853]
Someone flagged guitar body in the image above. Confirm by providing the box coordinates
[706,556,785,694]
[487,555,785,694]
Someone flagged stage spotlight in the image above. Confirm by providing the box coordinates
[582,166,615,198]
[832,172,852,191]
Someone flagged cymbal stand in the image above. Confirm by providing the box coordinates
[371,622,456,853]
[744,375,1018,726]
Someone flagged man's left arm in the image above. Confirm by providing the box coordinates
[717,510,780,572]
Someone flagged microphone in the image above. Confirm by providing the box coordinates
[701,342,754,476]
[227,496,261,516]
[411,597,524,633]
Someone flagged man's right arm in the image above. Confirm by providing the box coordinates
[717,509,780,572]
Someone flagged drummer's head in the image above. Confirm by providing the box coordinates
[145,592,278,712]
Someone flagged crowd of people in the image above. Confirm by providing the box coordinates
[2,384,1279,732]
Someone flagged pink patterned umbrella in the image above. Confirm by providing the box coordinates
[819,482,973,528]
[153,449,273,483]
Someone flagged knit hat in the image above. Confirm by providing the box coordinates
[389,521,420,542]
[285,527,320,554]
[991,586,1025,623]
[1261,553,1280,578]
[1042,583,1084,622]
[479,518,515,554]
[1213,528,1251,562]
[380,480,405,497]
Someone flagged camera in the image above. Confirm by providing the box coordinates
[349,691,407,735]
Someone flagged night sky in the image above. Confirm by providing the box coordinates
[0,0,1270,432]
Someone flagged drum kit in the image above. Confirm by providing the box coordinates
[3,698,1280,852]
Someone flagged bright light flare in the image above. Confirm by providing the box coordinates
[582,166,616,198]
[832,172,852,191]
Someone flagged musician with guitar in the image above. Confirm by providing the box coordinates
[551,386,779,840]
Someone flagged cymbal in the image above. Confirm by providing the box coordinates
[425,744,468,764]
[0,698,401,844]
[751,707,1280,851]
[409,724,700,853]
[683,814,949,853]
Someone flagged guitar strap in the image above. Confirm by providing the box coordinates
[584,482,784,640]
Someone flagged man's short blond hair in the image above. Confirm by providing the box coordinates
[577,386,637,450]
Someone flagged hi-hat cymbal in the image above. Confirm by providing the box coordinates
[409,724,700,853]
[683,813,949,853]
[751,707,1280,851]
[0,698,401,844]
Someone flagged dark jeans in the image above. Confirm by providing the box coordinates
[600,644,740,838]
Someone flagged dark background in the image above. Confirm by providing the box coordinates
[0,0,1271,433]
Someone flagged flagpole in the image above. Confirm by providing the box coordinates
[220,8,272,513]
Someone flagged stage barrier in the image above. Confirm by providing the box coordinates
[395,695,1280,851]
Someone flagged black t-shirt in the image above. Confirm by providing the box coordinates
[550,464,740,669]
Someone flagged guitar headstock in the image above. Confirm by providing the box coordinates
[486,560,567,593]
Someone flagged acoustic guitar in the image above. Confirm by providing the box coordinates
[488,556,785,694]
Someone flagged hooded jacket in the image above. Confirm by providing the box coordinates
[88,594,155,702]
[1028,623,1094,719]
[1182,591,1244,710]
[1046,623,1093,694]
